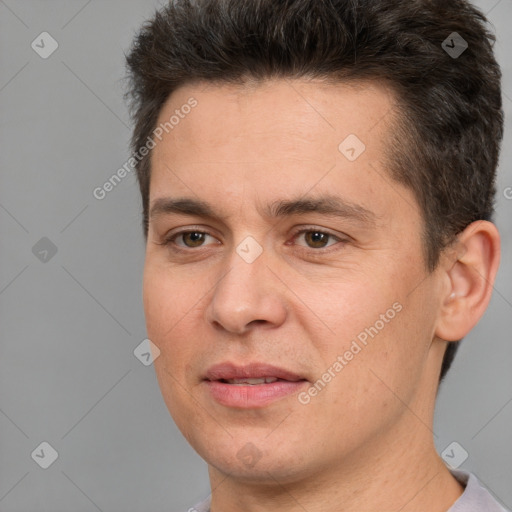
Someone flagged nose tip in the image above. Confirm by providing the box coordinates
[205,255,287,335]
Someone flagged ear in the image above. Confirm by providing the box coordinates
[435,220,501,342]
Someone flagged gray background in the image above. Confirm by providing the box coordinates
[0,0,510,511]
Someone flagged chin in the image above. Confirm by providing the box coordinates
[191,432,315,484]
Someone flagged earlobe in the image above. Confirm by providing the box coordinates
[435,220,501,342]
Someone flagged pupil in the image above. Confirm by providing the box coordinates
[308,232,327,247]
[186,232,204,246]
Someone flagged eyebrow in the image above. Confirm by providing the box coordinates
[149,195,378,227]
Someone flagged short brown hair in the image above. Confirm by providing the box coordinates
[124,0,503,381]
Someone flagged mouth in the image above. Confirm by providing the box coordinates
[204,361,307,382]
[203,362,308,408]
[216,377,294,385]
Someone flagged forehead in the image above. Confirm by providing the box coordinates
[153,78,396,165]
[148,78,419,231]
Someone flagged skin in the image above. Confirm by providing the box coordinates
[142,78,500,512]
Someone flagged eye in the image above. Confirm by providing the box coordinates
[164,230,218,249]
[160,226,346,254]
[290,228,345,251]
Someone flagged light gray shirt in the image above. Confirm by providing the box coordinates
[184,470,510,512]
[448,470,510,512]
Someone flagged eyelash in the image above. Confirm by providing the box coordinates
[159,226,347,255]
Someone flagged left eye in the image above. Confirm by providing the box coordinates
[292,229,341,249]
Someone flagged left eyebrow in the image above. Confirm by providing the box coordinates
[263,195,378,226]
[149,194,378,227]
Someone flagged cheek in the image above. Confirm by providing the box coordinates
[143,265,193,388]
[143,265,167,334]
[300,273,430,398]
[142,262,196,339]
[341,292,435,408]
[293,273,401,350]
[145,282,200,437]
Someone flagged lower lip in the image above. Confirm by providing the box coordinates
[204,380,308,408]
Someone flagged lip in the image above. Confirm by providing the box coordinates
[203,362,308,409]
[204,362,305,382]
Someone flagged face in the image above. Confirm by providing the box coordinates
[143,79,445,483]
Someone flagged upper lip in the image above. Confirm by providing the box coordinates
[204,362,306,382]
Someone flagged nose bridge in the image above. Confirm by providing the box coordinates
[206,236,287,334]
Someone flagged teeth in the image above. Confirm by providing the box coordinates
[225,377,279,385]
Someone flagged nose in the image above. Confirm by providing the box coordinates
[205,244,288,335]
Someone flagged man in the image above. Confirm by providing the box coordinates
[124,0,509,510]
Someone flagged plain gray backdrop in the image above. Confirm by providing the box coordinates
[0,0,511,511]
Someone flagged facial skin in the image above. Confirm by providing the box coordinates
[143,79,500,512]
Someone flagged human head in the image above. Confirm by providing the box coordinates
[125,0,503,383]
[124,2,504,499]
